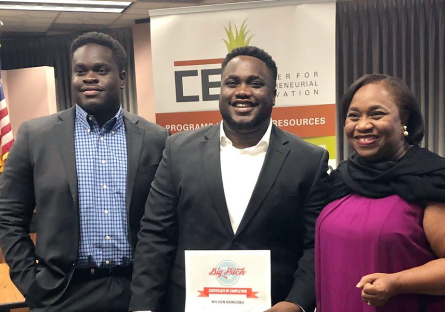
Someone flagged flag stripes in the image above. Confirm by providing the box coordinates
[0,43,14,173]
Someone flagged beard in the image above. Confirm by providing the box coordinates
[220,109,270,133]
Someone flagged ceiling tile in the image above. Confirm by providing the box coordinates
[0,16,54,27]
[0,0,253,36]
[124,2,199,13]
[129,1,199,10]
[123,7,153,14]
[118,13,149,20]
[0,9,58,18]
[56,12,120,23]
[200,0,257,3]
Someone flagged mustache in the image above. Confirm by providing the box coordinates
[80,86,104,92]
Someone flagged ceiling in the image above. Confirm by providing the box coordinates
[0,0,257,39]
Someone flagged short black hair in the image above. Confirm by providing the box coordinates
[221,46,277,86]
[70,31,127,72]
[339,73,424,145]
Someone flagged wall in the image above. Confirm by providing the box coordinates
[132,22,156,123]
[2,66,57,137]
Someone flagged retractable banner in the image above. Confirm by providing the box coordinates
[150,0,336,166]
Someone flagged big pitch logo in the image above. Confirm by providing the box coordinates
[210,260,246,286]
[197,260,258,298]
[173,19,253,103]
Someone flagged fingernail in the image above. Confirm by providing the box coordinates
[356,283,360,287]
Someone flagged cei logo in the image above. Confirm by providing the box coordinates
[173,19,254,103]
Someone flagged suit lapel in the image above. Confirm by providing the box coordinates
[123,111,143,214]
[201,125,234,236]
[235,126,290,235]
[54,106,78,208]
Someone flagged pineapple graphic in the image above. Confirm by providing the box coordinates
[223,19,254,52]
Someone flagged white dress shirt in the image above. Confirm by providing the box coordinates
[220,119,272,233]
[220,120,306,312]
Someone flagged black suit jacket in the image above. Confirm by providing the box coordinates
[130,124,330,312]
[0,106,168,308]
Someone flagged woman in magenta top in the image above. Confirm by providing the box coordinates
[316,74,445,312]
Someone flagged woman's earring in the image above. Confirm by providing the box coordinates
[403,125,409,137]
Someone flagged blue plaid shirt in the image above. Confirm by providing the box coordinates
[74,104,133,268]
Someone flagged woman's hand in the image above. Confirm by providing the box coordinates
[357,202,445,306]
[356,273,400,306]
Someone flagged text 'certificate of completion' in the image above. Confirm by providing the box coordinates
[185,250,271,312]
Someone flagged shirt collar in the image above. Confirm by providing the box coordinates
[75,104,124,133]
[220,118,273,149]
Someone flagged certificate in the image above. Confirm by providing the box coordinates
[185,250,271,312]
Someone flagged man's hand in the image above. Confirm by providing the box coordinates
[356,273,400,306]
[264,301,302,312]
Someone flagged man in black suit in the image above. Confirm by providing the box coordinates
[0,32,168,311]
[130,46,330,312]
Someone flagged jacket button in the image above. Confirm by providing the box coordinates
[232,241,239,246]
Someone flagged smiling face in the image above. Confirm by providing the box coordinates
[219,55,276,134]
[344,82,409,162]
[71,43,125,119]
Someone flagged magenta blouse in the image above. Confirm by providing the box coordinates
[316,194,445,312]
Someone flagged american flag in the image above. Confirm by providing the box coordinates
[0,41,14,173]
